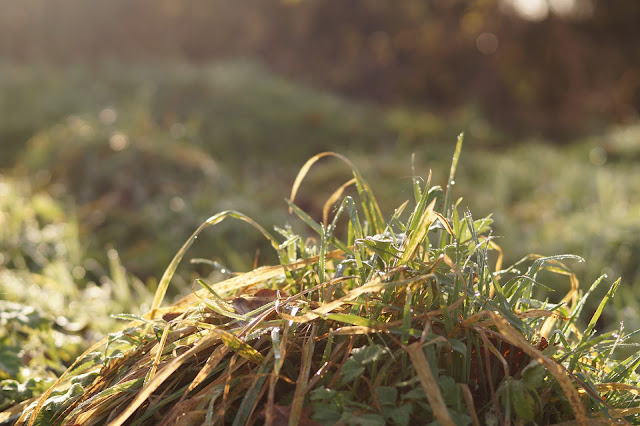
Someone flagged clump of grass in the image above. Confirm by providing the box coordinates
[8,137,640,425]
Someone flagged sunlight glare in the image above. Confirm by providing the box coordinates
[504,0,549,21]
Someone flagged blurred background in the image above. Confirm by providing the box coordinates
[1,0,640,380]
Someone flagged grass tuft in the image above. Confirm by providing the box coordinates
[8,144,640,425]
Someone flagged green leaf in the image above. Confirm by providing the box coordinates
[310,388,344,425]
[376,386,398,407]
[312,404,343,425]
[437,375,458,405]
[70,371,99,387]
[310,387,339,402]
[357,234,402,267]
[351,344,390,365]
[0,301,49,331]
[340,345,390,386]
[0,343,23,378]
[509,380,535,421]
[340,359,365,385]
[521,362,547,390]
[24,383,84,426]
[402,387,426,402]
[0,377,54,408]
[387,403,413,426]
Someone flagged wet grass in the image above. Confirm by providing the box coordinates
[6,143,640,425]
[1,61,640,424]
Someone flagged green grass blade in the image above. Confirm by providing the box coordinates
[526,255,584,280]
[569,278,620,371]
[271,327,283,375]
[399,198,437,264]
[286,199,352,255]
[605,351,640,383]
[563,274,607,335]
[324,313,384,328]
[444,132,464,214]
[585,278,619,338]
[319,225,328,284]
[407,169,434,233]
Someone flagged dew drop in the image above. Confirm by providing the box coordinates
[450,180,456,185]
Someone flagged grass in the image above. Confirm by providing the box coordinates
[3,61,402,281]
[5,143,640,425]
[6,62,638,325]
[0,176,154,415]
[2,60,640,423]
[0,61,395,170]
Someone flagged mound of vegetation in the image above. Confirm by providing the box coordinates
[0,62,392,170]
[5,142,639,425]
[16,109,232,279]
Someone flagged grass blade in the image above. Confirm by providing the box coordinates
[399,198,437,265]
[150,211,280,317]
[289,152,384,234]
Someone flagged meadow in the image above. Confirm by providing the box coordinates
[1,61,639,424]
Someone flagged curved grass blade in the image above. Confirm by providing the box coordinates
[289,152,385,234]
[322,177,356,225]
[149,210,280,318]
